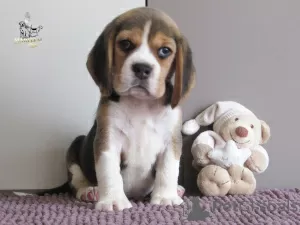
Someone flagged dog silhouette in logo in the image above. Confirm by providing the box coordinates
[19,21,30,38]
[18,21,43,38]
[186,198,210,221]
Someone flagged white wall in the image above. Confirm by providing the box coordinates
[0,0,144,189]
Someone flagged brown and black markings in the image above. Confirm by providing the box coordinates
[38,7,196,202]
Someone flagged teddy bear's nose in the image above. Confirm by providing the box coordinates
[235,126,248,137]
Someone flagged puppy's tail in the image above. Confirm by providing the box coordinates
[37,135,86,196]
[36,182,71,196]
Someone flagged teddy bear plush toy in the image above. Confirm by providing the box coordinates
[182,101,271,196]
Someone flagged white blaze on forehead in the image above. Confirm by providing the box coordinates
[130,21,159,68]
[143,21,152,43]
[138,21,161,92]
[123,20,161,77]
[119,20,162,96]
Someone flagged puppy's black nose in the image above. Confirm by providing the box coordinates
[132,63,152,80]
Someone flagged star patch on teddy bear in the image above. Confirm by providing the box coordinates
[208,140,252,169]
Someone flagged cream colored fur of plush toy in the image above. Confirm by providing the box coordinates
[182,101,271,196]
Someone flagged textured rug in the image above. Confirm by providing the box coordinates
[0,188,300,225]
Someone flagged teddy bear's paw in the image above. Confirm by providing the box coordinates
[197,165,231,196]
[228,165,256,195]
[245,151,268,173]
[192,143,212,167]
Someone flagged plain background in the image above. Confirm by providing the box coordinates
[0,0,144,189]
[149,0,300,192]
[0,0,299,191]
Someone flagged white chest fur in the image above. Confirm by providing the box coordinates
[108,98,180,199]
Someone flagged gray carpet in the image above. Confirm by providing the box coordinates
[0,188,299,224]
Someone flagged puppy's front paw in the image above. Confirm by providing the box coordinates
[95,195,132,211]
[150,194,183,206]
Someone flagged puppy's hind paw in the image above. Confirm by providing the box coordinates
[177,185,185,198]
[76,187,99,202]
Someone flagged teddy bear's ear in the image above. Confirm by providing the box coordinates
[260,120,271,144]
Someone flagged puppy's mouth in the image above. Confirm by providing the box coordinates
[130,85,149,93]
[128,85,152,99]
[230,132,250,144]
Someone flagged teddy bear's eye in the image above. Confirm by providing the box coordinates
[251,124,254,129]
[235,118,239,121]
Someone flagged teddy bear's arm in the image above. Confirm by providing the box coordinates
[191,130,225,168]
[245,145,269,173]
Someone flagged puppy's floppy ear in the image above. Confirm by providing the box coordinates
[86,22,116,96]
[260,120,271,144]
[171,35,196,108]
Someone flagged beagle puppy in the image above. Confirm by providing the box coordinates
[66,7,196,211]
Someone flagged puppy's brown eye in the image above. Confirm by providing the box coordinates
[119,40,135,52]
[235,118,239,121]
[158,47,172,59]
[251,124,254,129]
